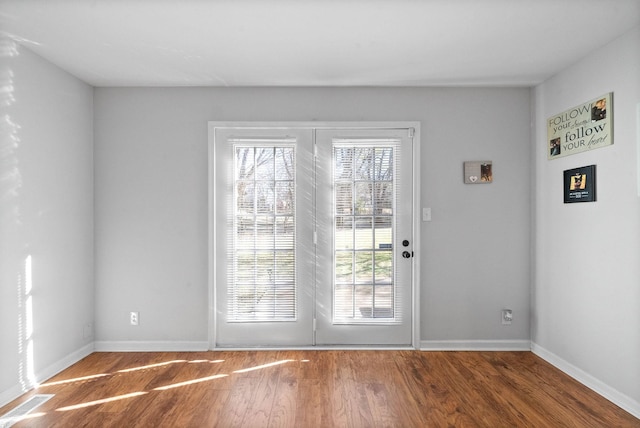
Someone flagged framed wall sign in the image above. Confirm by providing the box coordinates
[564,165,597,203]
[548,93,613,160]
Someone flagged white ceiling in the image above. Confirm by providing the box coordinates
[1,0,639,87]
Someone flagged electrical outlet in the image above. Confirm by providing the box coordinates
[130,311,139,326]
[502,309,513,325]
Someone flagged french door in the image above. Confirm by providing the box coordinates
[210,124,415,347]
[315,129,414,345]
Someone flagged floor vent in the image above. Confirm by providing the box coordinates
[0,394,54,428]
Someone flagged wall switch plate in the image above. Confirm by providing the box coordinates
[502,309,513,325]
[130,311,139,326]
[423,207,432,222]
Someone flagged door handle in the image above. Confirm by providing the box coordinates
[402,251,413,259]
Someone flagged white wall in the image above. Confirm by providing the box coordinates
[0,42,94,405]
[532,25,640,415]
[93,87,531,348]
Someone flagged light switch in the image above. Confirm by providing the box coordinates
[422,208,431,222]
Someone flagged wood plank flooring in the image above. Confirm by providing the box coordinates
[1,351,638,427]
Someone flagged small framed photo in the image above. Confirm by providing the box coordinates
[564,165,596,203]
[464,161,492,184]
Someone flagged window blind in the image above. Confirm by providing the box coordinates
[230,144,296,321]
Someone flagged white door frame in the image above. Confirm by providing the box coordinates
[208,121,421,349]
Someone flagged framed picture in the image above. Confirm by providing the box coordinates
[564,165,596,203]
[547,93,613,160]
[464,161,493,184]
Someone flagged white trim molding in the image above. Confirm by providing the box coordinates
[420,340,531,351]
[531,342,640,419]
[93,341,209,352]
[0,384,26,410]
[35,343,95,384]
[0,343,94,408]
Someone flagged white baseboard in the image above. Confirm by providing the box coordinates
[0,384,26,410]
[420,340,531,351]
[0,342,94,409]
[531,342,640,419]
[94,341,209,352]
[35,342,95,384]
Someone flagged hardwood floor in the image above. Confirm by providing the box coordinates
[1,351,638,427]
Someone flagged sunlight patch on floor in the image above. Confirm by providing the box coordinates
[55,392,148,412]
[232,359,295,374]
[117,360,187,373]
[40,373,110,387]
[153,374,229,391]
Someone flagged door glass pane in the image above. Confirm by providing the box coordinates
[355,251,373,283]
[231,145,296,321]
[335,251,354,284]
[333,144,396,322]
